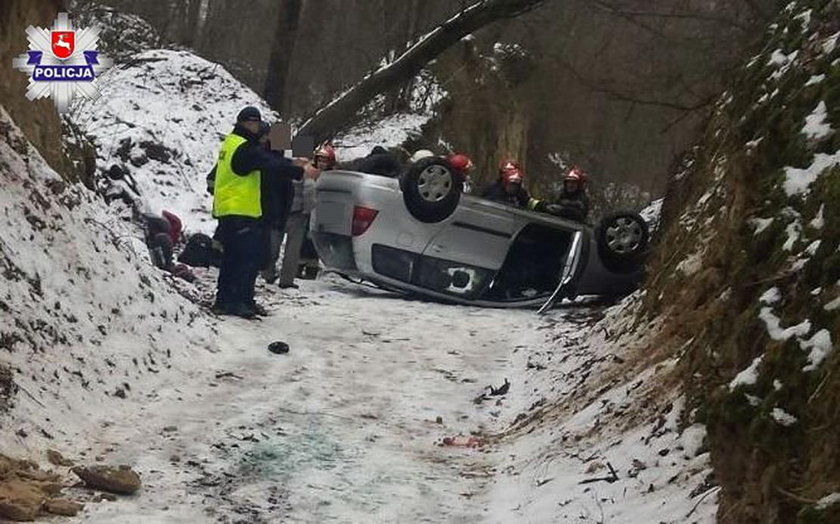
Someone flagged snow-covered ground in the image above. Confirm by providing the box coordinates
[31,275,713,524]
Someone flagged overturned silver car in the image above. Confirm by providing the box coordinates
[310,158,649,309]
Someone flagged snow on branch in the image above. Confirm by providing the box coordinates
[297,0,546,143]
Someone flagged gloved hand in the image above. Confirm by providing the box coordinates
[544,203,564,216]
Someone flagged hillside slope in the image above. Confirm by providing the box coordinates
[0,104,218,461]
[640,1,839,521]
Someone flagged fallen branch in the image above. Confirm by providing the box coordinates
[776,486,819,505]
[579,461,619,484]
[297,0,546,143]
[686,486,721,518]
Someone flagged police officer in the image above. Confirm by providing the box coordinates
[212,106,317,318]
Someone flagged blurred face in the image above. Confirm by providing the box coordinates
[564,180,580,193]
[241,119,261,135]
[314,155,332,169]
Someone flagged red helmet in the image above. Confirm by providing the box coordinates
[161,210,182,244]
[499,159,523,185]
[448,153,473,175]
[314,144,336,168]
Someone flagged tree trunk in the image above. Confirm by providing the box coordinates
[263,0,303,114]
[297,0,546,143]
[182,0,203,47]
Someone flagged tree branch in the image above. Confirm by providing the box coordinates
[297,0,546,143]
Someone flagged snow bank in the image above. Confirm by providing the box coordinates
[69,49,277,234]
[480,296,716,523]
[0,105,218,457]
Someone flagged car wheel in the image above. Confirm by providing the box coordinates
[400,157,462,223]
[596,212,649,272]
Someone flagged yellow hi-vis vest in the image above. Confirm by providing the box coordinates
[212,133,262,218]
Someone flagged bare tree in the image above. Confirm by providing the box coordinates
[297,0,547,143]
[263,0,305,115]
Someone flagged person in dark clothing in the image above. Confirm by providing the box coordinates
[144,210,182,270]
[353,146,403,177]
[212,106,314,318]
[259,124,296,284]
[550,167,591,222]
[143,210,196,281]
[482,159,546,211]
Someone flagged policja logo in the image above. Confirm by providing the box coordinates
[11,13,113,113]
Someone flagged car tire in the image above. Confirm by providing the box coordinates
[400,157,462,223]
[596,212,649,272]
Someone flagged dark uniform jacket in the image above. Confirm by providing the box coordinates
[482,181,536,209]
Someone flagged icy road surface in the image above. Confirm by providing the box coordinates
[72,276,545,523]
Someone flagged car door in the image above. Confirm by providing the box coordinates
[412,196,522,298]
[423,196,519,267]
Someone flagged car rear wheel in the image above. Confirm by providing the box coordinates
[400,157,462,223]
[596,212,649,272]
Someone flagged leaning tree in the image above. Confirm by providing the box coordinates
[295,0,547,144]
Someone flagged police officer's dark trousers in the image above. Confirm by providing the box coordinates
[216,216,264,308]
